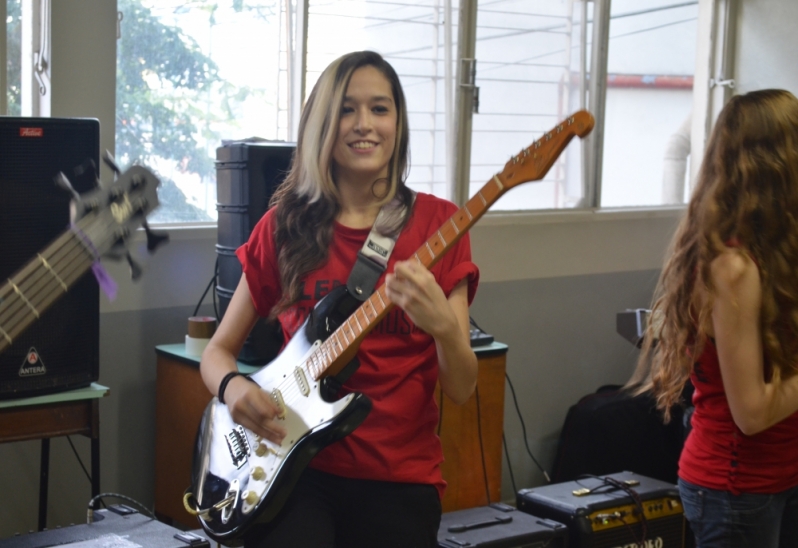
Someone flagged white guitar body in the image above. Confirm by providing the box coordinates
[192,289,372,542]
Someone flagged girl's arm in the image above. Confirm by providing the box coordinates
[200,275,286,444]
[712,250,798,435]
[386,260,477,404]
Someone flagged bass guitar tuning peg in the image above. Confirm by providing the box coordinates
[73,158,100,188]
[103,150,122,177]
[54,172,81,201]
[142,220,169,252]
[126,252,143,280]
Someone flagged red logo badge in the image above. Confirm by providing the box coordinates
[20,127,44,137]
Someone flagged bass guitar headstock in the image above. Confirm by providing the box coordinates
[57,153,168,279]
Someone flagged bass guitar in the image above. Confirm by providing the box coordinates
[0,160,164,356]
[189,110,595,543]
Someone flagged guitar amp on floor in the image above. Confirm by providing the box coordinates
[516,471,694,548]
[437,504,568,548]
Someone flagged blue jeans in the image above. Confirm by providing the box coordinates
[678,478,798,547]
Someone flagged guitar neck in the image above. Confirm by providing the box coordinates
[0,217,97,354]
[306,175,507,380]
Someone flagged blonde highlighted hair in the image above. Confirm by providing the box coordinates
[268,51,413,315]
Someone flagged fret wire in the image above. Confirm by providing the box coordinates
[463,202,474,220]
[0,325,12,345]
[9,281,39,318]
[353,313,363,333]
[425,241,435,261]
[477,191,487,206]
[375,290,387,310]
[492,174,505,190]
[436,229,447,246]
[449,218,460,235]
[38,254,68,291]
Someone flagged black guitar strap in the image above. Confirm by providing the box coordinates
[346,191,416,301]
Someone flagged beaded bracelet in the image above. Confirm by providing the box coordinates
[218,371,255,404]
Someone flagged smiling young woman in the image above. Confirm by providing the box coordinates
[199,51,480,547]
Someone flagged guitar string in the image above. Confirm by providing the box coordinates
[0,211,114,345]
[0,226,93,339]
[0,226,97,343]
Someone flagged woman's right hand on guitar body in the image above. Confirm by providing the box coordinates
[221,375,286,445]
[200,274,287,446]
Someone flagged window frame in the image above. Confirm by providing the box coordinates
[9,0,731,225]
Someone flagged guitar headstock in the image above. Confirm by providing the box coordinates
[496,110,595,189]
[64,163,166,274]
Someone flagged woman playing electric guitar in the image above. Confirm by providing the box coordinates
[199,50,479,547]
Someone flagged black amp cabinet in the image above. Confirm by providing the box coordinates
[215,140,295,364]
[517,471,694,548]
[0,117,100,399]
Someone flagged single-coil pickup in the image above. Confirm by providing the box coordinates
[224,426,251,469]
[294,367,310,397]
[271,388,287,419]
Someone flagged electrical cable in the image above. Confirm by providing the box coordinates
[505,372,551,482]
[87,493,156,524]
[474,385,491,504]
[66,436,92,485]
[192,257,218,317]
[502,433,518,494]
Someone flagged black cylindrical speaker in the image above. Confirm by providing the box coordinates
[215,141,295,365]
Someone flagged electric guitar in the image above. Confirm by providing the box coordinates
[189,110,595,543]
[0,160,165,356]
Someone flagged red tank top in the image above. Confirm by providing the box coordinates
[679,338,798,493]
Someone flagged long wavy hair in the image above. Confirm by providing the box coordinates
[628,89,798,421]
[268,51,413,316]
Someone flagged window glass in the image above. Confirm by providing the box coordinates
[306,0,459,199]
[5,0,21,115]
[116,0,287,223]
[601,0,697,207]
[471,0,588,210]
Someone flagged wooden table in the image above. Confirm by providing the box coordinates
[154,342,507,528]
[0,383,109,531]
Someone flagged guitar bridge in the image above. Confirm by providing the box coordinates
[225,426,251,469]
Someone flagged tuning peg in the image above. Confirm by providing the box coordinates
[142,221,170,252]
[103,150,122,177]
[126,252,143,280]
[54,172,81,201]
[73,158,99,186]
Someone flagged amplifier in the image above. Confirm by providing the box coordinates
[438,504,568,548]
[0,117,100,399]
[517,471,693,548]
[0,506,210,547]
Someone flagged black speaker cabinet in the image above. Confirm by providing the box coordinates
[0,117,100,399]
[215,141,295,364]
[517,471,694,548]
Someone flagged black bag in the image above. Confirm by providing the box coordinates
[552,385,690,484]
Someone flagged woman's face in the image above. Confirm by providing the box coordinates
[332,65,398,186]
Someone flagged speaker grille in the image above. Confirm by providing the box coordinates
[0,117,100,399]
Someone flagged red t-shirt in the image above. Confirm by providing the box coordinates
[236,192,479,498]
[679,338,798,494]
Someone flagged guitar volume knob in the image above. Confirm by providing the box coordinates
[251,467,266,481]
[242,490,259,505]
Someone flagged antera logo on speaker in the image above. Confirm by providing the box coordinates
[19,347,47,376]
[19,127,44,137]
[611,538,664,548]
